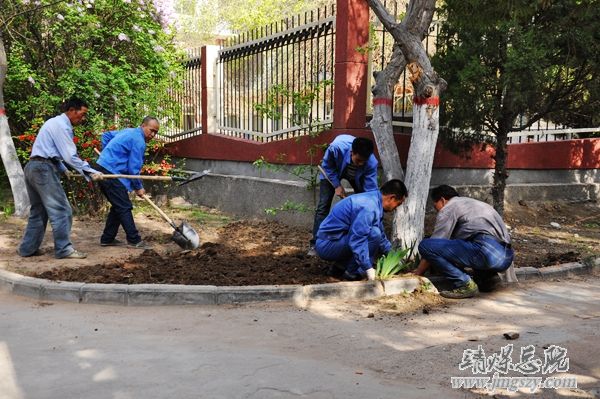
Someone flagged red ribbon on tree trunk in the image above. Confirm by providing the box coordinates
[0,108,5,116]
[413,96,439,106]
[373,98,394,107]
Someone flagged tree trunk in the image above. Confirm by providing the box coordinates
[367,0,445,249]
[370,45,406,182]
[492,126,510,216]
[0,35,30,217]
[395,87,441,248]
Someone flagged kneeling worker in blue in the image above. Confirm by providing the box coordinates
[315,179,408,281]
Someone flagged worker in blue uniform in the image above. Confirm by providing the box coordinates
[308,134,379,256]
[95,116,159,249]
[315,179,408,281]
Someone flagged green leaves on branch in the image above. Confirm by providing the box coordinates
[3,0,183,134]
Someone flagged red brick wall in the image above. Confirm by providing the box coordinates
[166,131,600,170]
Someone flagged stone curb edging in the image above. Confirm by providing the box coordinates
[426,258,599,288]
[0,269,437,306]
[0,258,596,306]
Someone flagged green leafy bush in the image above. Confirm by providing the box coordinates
[4,0,183,135]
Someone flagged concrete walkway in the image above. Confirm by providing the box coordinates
[1,276,599,399]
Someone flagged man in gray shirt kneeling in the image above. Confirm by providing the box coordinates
[413,185,514,299]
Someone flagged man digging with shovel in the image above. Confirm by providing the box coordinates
[93,116,159,249]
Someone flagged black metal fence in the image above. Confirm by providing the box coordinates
[367,0,440,130]
[157,48,203,143]
[217,5,336,142]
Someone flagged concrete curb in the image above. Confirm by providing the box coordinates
[0,258,596,306]
[0,268,437,306]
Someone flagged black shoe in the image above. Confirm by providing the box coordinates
[473,271,502,292]
[101,239,124,247]
[326,263,345,278]
[342,270,364,281]
[16,248,45,257]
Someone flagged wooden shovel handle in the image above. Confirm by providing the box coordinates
[92,148,174,181]
[141,194,176,228]
[103,174,174,181]
[76,174,174,181]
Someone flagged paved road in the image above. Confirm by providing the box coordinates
[1,276,599,399]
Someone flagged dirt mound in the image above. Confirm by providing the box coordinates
[34,221,337,286]
[4,200,598,286]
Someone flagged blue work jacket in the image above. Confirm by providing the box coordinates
[320,134,378,192]
[317,190,391,271]
[98,127,146,192]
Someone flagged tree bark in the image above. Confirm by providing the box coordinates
[0,35,30,217]
[370,45,406,182]
[367,0,445,249]
[492,121,511,216]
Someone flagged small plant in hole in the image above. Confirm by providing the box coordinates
[376,241,421,279]
[376,247,411,279]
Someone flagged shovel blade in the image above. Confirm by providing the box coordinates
[171,221,200,250]
[177,169,211,187]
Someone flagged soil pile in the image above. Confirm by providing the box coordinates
[35,221,337,285]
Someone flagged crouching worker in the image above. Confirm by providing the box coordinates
[414,185,514,299]
[315,179,408,281]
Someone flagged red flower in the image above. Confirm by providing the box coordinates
[73,137,80,144]
[18,135,25,141]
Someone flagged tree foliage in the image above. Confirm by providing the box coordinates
[433,0,600,212]
[173,0,333,46]
[2,0,183,134]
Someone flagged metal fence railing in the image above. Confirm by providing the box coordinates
[508,124,600,144]
[157,48,203,143]
[217,5,336,142]
[367,0,440,129]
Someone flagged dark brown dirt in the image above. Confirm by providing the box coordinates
[7,200,599,286]
[34,220,338,286]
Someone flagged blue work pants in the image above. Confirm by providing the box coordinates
[419,235,514,288]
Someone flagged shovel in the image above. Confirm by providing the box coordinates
[83,170,211,186]
[141,194,200,250]
[90,148,210,186]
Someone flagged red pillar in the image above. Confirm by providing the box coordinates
[333,0,370,131]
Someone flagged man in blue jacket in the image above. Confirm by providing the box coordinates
[315,179,408,281]
[308,135,379,256]
[95,116,159,249]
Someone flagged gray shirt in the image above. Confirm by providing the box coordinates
[431,197,511,244]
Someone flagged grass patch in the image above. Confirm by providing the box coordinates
[188,209,230,224]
